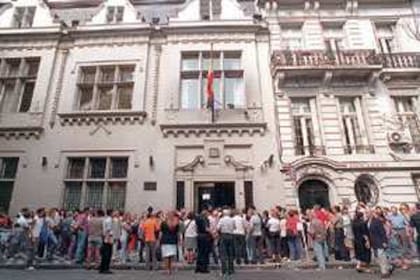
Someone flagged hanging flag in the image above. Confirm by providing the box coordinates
[207,43,215,122]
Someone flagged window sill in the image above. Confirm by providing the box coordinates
[58,111,147,126]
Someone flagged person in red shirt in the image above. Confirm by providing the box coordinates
[286,210,302,260]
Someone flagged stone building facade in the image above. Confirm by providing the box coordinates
[0,0,419,215]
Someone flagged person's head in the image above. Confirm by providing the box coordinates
[355,211,364,220]
[247,207,255,216]
[342,206,349,215]
[187,211,194,220]
[399,203,409,214]
[374,206,383,217]
[106,209,113,217]
[390,206,398,215]
[416,202,420,212]
[222,207,231,217]
[97,209,105,217]
[333,205,341,214]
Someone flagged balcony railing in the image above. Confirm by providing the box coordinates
[344,145,375,155]
[381,53,420,69]
[272,50,379,68]
[295,145,326,156]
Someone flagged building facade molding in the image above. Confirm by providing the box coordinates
[160,122,267,138]
[58,111,148,126]
[0,127,43,140]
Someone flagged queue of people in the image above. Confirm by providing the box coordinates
[0,202,419,279]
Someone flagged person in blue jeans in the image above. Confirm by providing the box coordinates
[286,210,302,261]
[309,212,328,270]
[75,208,89,264]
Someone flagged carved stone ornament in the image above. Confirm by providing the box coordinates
[161,123,267,138]
[0,127,43,140]
[224,155,254,172]
[59,111,147,126]
[176,155,205,172]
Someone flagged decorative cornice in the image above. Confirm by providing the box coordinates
[175,155,205,172]
[224,155,254,172]
[58,111,147,126]
[160,122,267,138]
[0,127,43,140]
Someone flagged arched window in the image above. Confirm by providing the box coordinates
[354,175,379,206]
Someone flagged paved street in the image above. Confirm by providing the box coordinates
[0,269,419,280]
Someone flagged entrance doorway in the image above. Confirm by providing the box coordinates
[196,182,235,212]
[298,179,330,211]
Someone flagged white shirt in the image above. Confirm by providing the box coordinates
[250,214,262,236]
[279,218,287,237]
[233,215,246,235]
[184,219,198,238]
[32,215,44,238]
[217,216,235,234]
[267,217,280,233]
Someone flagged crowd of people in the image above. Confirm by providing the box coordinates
[0,202,419,279]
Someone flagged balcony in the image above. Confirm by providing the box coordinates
[381,53,420,81]
[271,50,382,84]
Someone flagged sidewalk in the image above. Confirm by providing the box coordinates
[1,258,419,270]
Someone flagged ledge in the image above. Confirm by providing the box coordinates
[160,122,267,138]
[58,111,147,126]
[0,126,43,140]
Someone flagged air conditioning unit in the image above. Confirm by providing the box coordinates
[387,130,410,145]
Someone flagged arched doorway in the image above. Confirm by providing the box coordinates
[298,179,330,211]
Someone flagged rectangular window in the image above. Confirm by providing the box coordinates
[0,57,40,113]
[291,98,317,156]
[392,96,420,153]
[180,51,244,110]
[0,157,19,213]
[12,7,36,28]
[106,6,124,23]
[144,182,157,191]
[281,25,303,50]
[339,97,368,154]
[63,157,128,210]
[176,181,185,210]
[76,65,135,111]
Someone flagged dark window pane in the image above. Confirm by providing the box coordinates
[19,82,35,112]
[89,158,106,178]
[0,158,19,179]
[86,182,104,209]
[117,86,132,109]
[107,182,126,211]
[63,182,82,211]
[97,86,113,110]
[26,59,40,77]
[80,67,96,83]
[176,181,185,210]
[67,158,85,179]
[0,181,14,214]
[78,87,94,111]
[110,158,128,178]
[144,182,157,191]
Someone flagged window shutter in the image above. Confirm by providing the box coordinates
[106,7,115,22]
[302,20,324,50]
[212,0,222,16]
[200,0,210,20]
[343,20,365,49]
[116,6,124,22]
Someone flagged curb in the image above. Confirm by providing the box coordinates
[0,262,419,271]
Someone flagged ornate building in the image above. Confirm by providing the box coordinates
[0,0,419,215]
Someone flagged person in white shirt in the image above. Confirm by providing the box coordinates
[248,207,264,264]
[183,212,197,264]
[217,208,235,279]
[266,209,281,262]
[233,210,248,265]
